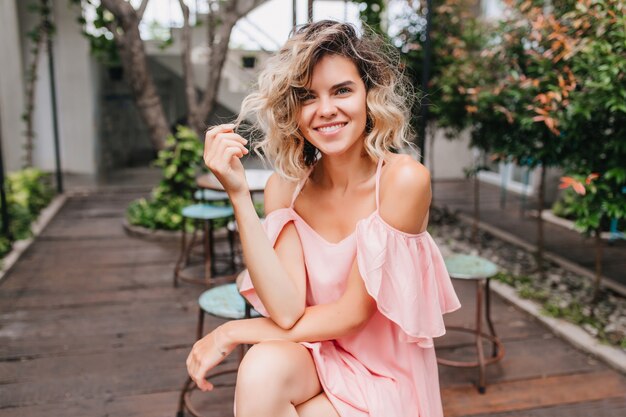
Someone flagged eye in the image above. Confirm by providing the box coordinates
[298,90,316,103]
[336,87,352,95]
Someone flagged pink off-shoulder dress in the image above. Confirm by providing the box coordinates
[239,158,461,417]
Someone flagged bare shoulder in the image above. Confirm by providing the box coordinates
[264,172,298,214]
[382,154,431,199]
[379,154,432,233]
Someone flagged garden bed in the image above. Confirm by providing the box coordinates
[428,208,626,352]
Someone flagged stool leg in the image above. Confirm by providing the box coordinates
[176,376,194,417]
[174,217,188,288]
[185,224,197,267]
[203,220,211,287]
[485,278,499,357]
[476,279,487,394]
[228,226,236,273]
[209,220,216,278]
[196,307,205,340]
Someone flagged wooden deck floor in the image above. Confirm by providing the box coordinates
[1,189,624,416]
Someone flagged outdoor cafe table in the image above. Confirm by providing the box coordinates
[196,169,274,195]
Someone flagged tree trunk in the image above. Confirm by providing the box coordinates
[178,0,198,129]
[536,164,546,278]
[473,171,480,245]
[592,228,603,303]
[191,16,237,136]
[181,0,266,137]
[429,124,436,205]
[101,0,169,151]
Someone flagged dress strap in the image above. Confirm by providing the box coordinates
[290,165,315,208]
[375,157,384,210]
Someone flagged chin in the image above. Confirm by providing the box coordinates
[311,140,353,157]
[308,133,364,158]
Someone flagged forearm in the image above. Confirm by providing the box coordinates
[221,301,365,347]
[229,191,303,327]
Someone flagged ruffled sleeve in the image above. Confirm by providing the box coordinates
[238,208,298,317]
[355,213,461,348]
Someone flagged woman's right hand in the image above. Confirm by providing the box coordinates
[203,124,249,196]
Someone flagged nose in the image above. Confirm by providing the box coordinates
[318,96,337,118]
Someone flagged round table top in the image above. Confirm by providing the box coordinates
[197,169,274,193]
[444,254,498,280]
[181,204,234,220]
[198,283,260,319]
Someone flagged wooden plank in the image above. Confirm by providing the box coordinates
[0,347,240,408]
[0,390,235,417]
[438,281,548,345]
[437,334,604,387]
[441,371,626,417]
[469,396,626,417]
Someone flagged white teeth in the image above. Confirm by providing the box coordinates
[317,123,345,133]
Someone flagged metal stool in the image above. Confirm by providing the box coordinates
[177,282,259,417]
[437,254,505,394]
[173,204,236,287]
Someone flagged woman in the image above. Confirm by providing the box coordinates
[186,21,461,417]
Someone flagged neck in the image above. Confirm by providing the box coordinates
[314,149,378,192]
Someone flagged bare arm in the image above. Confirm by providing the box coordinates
[203,125,305,329]
[186,257,377,391]
[230,174,306,329]
[223,258,377,345]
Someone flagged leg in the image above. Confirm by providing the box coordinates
[234,341,337,417]
[295,391,340,417]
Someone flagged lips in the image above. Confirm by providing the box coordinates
[314,122,348,133]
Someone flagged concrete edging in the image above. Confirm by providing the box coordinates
[453,211,626,373]
[122,219,231,243]
[0,193,67,285]
[122,219,180,242]
[539,209,615,240]
[490,280,626,373]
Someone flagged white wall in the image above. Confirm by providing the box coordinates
[44,1,97,174]
[10,0,97,176]
[0,0,26,172]
[424,128,474,180]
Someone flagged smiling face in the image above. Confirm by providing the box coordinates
[297,54,368,158]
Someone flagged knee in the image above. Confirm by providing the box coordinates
[236,340,301,390]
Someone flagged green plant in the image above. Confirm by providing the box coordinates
[434,0,626,280]
[353,0,386,35]
[0,168,55,258]
[558,170,626,300]
[8,168,55,216]
[74,3,121,68]
[126,125,267,231]
[126,126,206,231]
[394,0,489,134]
[127,126,203,230]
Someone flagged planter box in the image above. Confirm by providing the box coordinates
[540,210,617,241]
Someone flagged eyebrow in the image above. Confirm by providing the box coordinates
[304,80,356,93]
[332,81,356,89]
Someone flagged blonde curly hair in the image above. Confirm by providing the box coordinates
[235,20,414,181]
